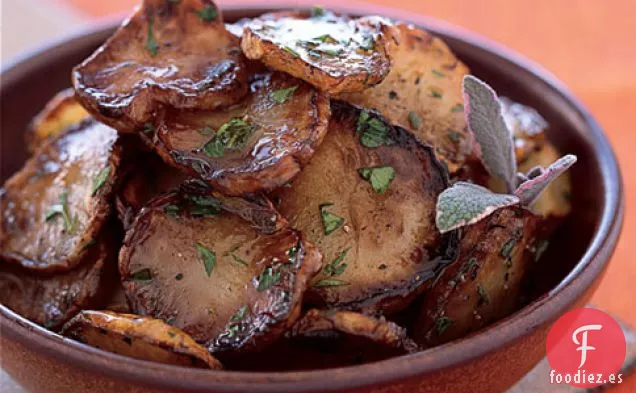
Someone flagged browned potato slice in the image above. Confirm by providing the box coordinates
[27,88,90,152]
[1,120,120,272]
[73,0,249,132]
[61,311,222,369]
[146,72,329,195]
[240,11,393,94]
[119,186,322,355]
[271,102,451,314]
[338,23,472,174]
[223,309,417,371]
[500,97,548,165]
[413,206,542,347]
[0,231,117,330]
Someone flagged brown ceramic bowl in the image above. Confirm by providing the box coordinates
[0,3,624,393]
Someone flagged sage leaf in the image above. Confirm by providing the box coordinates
[357,166,396,194]
[436,182,519,233]
[463,75,517,193]
[514,154,577,206]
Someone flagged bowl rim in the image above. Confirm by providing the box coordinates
[0,2,624,392]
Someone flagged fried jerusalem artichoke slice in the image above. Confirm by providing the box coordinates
[0,229,118,330]
[271,103,451,314]
[119,186,322,356]
[1,119,121,272]
[240,10,393,94]
[224,309,417,371]
[73,0,248,132]
[146,72,330,195]
[27,88,90,153]
[62,311,222,369]
[338,23,472,174]
[413,205,542,347]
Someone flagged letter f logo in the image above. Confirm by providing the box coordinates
[572,324,602,368]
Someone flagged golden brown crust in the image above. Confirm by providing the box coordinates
[118,186,322,355]
[146,72,330,195]
[338,23,472,173]
[73,0,249,132]
[271,102,451,314]
[1,120,120,272]
[61,310,222,369]
[240,11,393,94]
[27,89,90,153]
[413,206,541,347]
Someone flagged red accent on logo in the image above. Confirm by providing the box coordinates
[546,308,626,388]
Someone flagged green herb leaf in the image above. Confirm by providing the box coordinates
[256,266,281,292]
[430,89,443,99]
[408,111,422,130]
[514,155,577,206]
[271,86,298,104]
[358,166,396,194]
[447,130,462,143]
[196,243,216,277]
[319,203,345,235]
[476,284,489,305]
[323,248,349,276]
[146,15,159,56]
[91,166,111,196]
[435,316,453,336]
[533,239,549,262]
[81,239,97,251]
[164,204,180,218]
[435,182,519,233]
[45,190,76,233]
[196,4,218,22]
[313,34,337,44]
[356,110,391,148]
[450,103,464,113]
[283,46,300,57]
[431,69,446,78]
[311,6,325,17]
[143,123,155,134]
[225,247,249,266]
[230,305,248,323]
[187,195,222,217]
[313,278,349,288]
[202,118,255,157]
[167,331,176,338]
[131,268,153,282]
[359,34,375,51]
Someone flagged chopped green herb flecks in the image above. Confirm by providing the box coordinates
[230,305,248,323]
[196,4,218,22]
[500,235,519,261]
[225,246,248,266]
[45,190,77,233]
[91,166,111,196]
[408,111,422,130]
[196,243,216,277]
[271,86,298,104]
[187,195,221,217]
[311,6,325,17]
[431,69,446,78]
[533,239,549,262]
[357,166,396,194]
[319,203,345,235]
[313,34,337,44]
[164,204,180,218]
[131,268,153,282]
[356,110,391,148]
[477,284,489,306]
[167,331,176,338]
[202,118,255,157]
[430,89,443,99]
[359,34,375,51]
[435,316,453,336]
[313,278,349,288]
[447,130,462,143]
[146,15,159,56]
[256,266,281,292]
[450,103,464,113]
[284,46,300,57]
[81,239,97,251]
[323,248,349,276]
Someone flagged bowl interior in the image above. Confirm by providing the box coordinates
[0,4,622,391]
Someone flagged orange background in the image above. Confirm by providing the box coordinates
[62,0,636,389]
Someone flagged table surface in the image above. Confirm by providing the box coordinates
[2,0,635,391]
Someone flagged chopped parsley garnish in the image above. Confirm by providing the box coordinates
[131,268,152,282]
[500,236,519,261]
[313,278,349,288]
[313,34,337,44]
[230,305,248,323]
[310,6,325,17]
[196,4,218,22]
[323,248,349,276]
[283,46,300,57]
[271,86,298,104]
[431,69,446,78]
[430,89,443,99]
[164,204,180,218]
[356,110,391,148]
[314,47,341,57]
[143,123,155,134]
[196,243,216,277]
[225,246,248,266]
[359,34,375,51]
[477,284,489,306]
[256,266,281,292]
[202,118,255,157]
[91,166,111,196]
[450,103,464,113]
[435,316,453,336]
[187,195,222,217]
[357,166,396,194]
[45,190,77,233]
[145,15,159,56]
[408,111,422,130]
[167,331,176,338]
[319,203,345,235]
